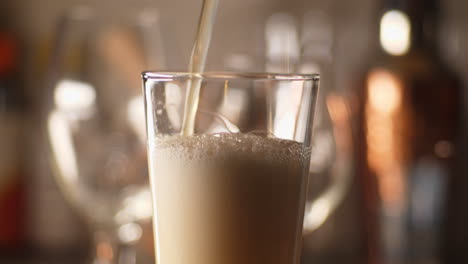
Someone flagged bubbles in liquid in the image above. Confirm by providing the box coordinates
[149,132,311,264]
[152,133,311,164]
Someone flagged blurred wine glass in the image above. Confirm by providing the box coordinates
[44,6,162,264]
[263,11,353,233]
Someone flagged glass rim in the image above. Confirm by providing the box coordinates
[142,71,320,81]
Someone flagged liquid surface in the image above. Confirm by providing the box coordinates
[149,133,311,264]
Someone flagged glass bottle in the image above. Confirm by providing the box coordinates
[354,0,462,263]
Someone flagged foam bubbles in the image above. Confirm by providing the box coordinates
[151,133,311,164]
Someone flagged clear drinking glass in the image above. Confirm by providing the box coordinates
[45,6,162,264]
[143,71,319,264]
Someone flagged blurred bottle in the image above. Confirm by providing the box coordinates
[354,0,462,264]
[0,6,26,253]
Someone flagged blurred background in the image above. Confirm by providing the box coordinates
[0,0,467,263]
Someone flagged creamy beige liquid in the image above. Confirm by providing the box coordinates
[181,0,219,135]
[149,133,311,264]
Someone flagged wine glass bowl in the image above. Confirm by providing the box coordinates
[45,6,160,263]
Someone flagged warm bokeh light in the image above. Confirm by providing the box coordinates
[380,10,411,56]
[368,69,402,114]
[434,140,453,159]
[366,69,405,209]
[96,239,114,261]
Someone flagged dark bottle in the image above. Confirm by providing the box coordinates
[354,0,462,263]
[0,7,26,254]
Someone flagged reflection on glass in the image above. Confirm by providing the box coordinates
[273,81,303,139]
[48,110,79,184]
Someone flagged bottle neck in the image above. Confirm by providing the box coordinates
[410,11,438,49]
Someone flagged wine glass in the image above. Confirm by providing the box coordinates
[224,10,354,234]
[44,6,162,264]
